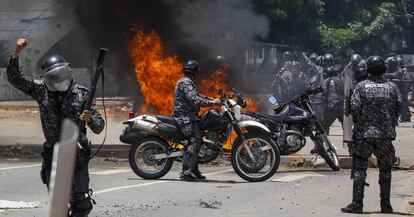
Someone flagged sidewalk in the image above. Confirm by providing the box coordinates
[0,100,413,169]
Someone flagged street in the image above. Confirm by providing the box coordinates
[1,102,414,216]
[1,158,413,217]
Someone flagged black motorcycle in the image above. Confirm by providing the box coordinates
[244,77,340,171]
[120,89,280,182]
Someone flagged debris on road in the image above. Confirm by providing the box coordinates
[197,199,222,209]
[0,144,38,158]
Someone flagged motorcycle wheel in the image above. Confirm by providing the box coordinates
[315,134,340,171]
[231,132,280,182]
[129,137,174,179]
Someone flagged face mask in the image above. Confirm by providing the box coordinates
[42,64,73,92]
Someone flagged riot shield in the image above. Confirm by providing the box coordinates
[343,64,354,147]
[47,119,79,217]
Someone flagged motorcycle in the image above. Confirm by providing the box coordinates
[120,89,280,182]
[243,76,340,171]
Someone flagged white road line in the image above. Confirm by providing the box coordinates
[94,169,234,195]
[90,169,131,175]
[0,164,41,171]
[0,200,40,209]
[272,172,324,183]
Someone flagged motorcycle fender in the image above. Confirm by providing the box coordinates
[119,127,158,144]
[238,120,270,133]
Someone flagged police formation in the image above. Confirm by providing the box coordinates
[275,52,403,214]
[6,37,407,216]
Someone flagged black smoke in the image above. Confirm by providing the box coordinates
[74,0,269,95]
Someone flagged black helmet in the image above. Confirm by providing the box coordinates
[396,57,405,68]
[309,53,319,64]
[385,56,399,72]
[323,66,336,78]
[283,51,294,62]
[324,53,334,66]
[351,54,362,65]
[354,60,367,82]
[366,55,386,75]
[40,55,72,92]
[183,60,199,75]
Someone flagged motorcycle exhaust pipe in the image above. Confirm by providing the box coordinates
[132,115,158,133]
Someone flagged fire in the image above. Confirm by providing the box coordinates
[128,28,183,115]
[128,29,258,153]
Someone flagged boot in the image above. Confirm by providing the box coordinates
[180,146,200,181]
[69,191,95,217]
[341,181,364,214]
[192,165,206,180]
[380,181,393,213]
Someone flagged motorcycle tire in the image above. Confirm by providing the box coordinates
[315,134,340,171]
[129,136,174,179]
[231,132,280,182]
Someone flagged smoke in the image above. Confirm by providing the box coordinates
[74,0,269,95]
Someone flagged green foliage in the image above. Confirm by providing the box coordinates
[255,0,409,58]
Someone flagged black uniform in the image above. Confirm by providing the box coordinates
[385,69,411,122]
[6,57,104,215]
[343,72,402,213]
[171,76,214,178]
[272,61,307,103]
[321,73,344,134]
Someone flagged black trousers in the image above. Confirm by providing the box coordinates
[353,139,395,186]
[41,142,91,206]
[182,121,202,172]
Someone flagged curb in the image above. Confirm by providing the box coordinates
[0,144,130,159]
[0,144,352,169]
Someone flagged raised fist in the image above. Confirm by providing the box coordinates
[16,38,28,50]
[12,38,28,58]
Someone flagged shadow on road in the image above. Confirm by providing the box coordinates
[126,177,244,184]
[363,211,412,216]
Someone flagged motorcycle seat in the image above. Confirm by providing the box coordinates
[157,115,179,127]
[256,107,289,123]
[156,116,185,140]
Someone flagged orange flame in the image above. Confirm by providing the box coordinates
[128,28,257,117]
[128,29,183,115]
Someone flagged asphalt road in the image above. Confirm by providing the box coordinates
[1,158,413,217]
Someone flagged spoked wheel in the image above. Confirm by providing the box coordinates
[231,133,280,182]
[129,137,174,179]
[315,134,340,171]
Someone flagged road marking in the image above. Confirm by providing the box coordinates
[272,172,324,183]
[0,200,40,209]
[90,169,131,175]
[0,164,41,171]
[94,169,234,195]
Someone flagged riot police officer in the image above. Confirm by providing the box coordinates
[350,54,368,83]
[385,56,411,122]
[323,53,335,78]
[272,51,307,103]
[303,52,325,121]
[321,53,344,134]
[172,60,220,181]
[341,55,402,214]
[6,39,105,216]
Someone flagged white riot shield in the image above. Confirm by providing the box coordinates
[47,119,79,217]
[343,65,354,147]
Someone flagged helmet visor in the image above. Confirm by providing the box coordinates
[42,63,72,92]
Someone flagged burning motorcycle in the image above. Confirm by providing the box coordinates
[243,76,340,171]
[120,89,280,182]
